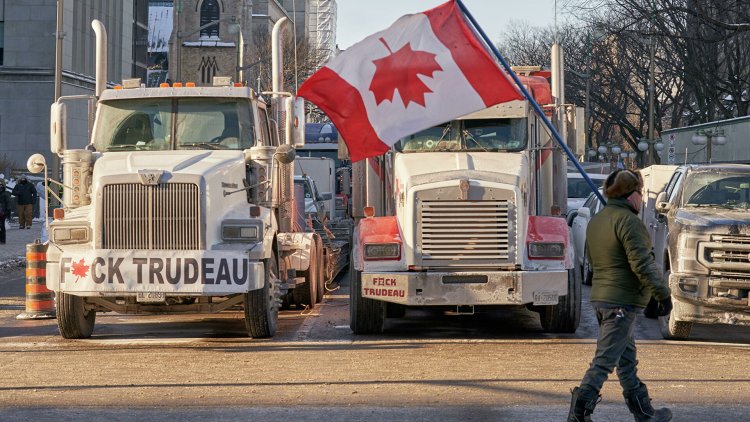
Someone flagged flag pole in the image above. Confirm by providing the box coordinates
[455,0,606,204]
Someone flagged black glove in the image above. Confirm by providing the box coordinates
[656,297,673,317]
[643,297,659,319]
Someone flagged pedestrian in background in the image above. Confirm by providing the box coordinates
[568,169,673,422]
[12,176,37,229]
[0,181,11,243]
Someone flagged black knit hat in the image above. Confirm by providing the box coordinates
[604,169,643,199]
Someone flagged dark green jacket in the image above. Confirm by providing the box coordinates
[586,198,671,307]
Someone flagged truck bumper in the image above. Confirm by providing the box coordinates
[671,272,750,325]
[360,270,568,306]
[46,248,265,296]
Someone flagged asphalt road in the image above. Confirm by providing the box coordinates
[2,267,750,421]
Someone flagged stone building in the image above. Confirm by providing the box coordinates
[168,0,336,87]
[0,0,147,172]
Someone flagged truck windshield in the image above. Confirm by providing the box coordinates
[92,98,255,151]
[393,118,527,153]
[682,172,750,209]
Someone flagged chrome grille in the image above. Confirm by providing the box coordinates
[102,183,201,249]
[419,200,513,265]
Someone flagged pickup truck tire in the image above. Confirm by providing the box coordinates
[657,272,692,339]
[582,249,593,286]
[56,293,96,339]
[245,254,280,338]
[539,268,581,333]
[350,265,385,334]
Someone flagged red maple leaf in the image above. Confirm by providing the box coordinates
[71,258,89,283]
[369,38,443,108]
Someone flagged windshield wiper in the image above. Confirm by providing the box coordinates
[462,130,490,152]
[107,145,145,151]
[180,142,223,150]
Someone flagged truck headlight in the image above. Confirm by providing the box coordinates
[528,242,565,259]
[364,243,400,260]
[222,219,263,242]
[51,226,90,244]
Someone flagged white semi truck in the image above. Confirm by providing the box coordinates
[28,19,324,339]
[349,59,585,334]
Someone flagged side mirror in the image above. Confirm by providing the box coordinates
[576,207,591,219]
[27,154,47,174]
[655,191,671,214]
[50,102,67,155]
[319,192,333,201]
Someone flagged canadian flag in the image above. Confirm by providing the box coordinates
[297,0,523,162]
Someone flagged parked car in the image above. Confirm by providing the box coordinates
[567,172,607,225]
[570,189,604,285]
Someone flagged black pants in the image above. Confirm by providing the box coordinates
[0,215,6,243]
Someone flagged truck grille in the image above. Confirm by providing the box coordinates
[418,200,514,266]
[699,234,750,276]
[102,183,201,250]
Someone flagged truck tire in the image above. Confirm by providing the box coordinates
[314,236,326,303]
[539,268,581,333]
[350,265,385,334]
[245,254,280,338]
[658,271,692,340]
[386,303,406,319]
[293,242,318,309]
[56,292,96,339]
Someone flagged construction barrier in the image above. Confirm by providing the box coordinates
[16,240,55,320]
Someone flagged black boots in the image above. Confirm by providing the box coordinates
[623,383,672,421]
[567,386,600,422]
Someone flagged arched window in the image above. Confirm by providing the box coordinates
[200,0,220,39]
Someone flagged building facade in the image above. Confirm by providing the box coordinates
[0,0,146,172]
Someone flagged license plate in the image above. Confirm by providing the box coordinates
[533,291,559,306]
[136,292,166,303]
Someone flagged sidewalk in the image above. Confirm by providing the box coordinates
[1,222,44,267]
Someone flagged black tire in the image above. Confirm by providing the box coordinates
[245,254,280,338]
[349,264,385,334]
[314,236,326,304]
[293,243,318,309]
[539,268,581,333]
[658,270,692,340]
[56,292,96,339]
[582,247,593,286]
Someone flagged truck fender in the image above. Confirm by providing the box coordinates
[525,216,573,269]
[277,232,317,272]
[355,216,402,271]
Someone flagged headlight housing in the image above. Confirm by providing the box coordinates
[364,243,401,260]
[222,219,263,242]
[528,242,565,259]
[51,226,90,245]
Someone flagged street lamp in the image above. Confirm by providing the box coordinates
[691,128,727,163]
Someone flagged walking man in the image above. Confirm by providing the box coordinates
[0,181,11,243]
[568,169,673,422]
[12,176,37,229]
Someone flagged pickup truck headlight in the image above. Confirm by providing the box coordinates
[51,226,90,244]
[222,219,263,242]
[528,242,565,259]
[364,243,401,260]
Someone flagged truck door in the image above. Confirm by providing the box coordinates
[654,168,684,270]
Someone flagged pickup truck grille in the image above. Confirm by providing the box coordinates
[698,234,750,277]
[418,200,514,266]
[101,183,201,250]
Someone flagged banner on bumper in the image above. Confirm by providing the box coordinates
[59,250,263,294]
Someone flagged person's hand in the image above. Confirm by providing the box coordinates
[657,297,673,317]
[643,297,659,319]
